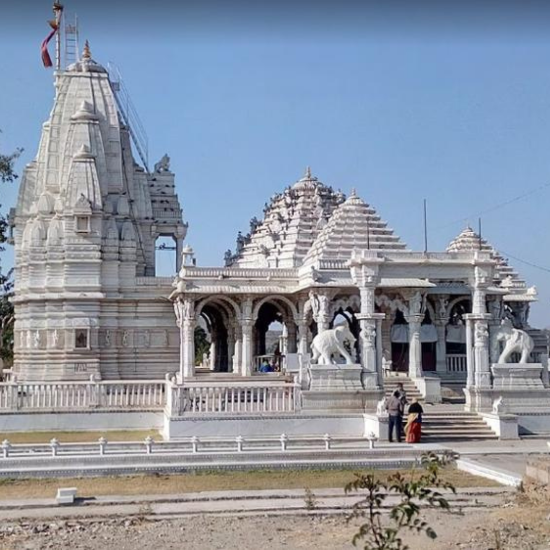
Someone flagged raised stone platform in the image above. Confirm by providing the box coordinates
[301,364,382,412]
[491,363,545,390]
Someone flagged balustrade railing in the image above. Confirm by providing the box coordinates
[168,382,299,416]
[0,380,166,411]
[446,354,467,373]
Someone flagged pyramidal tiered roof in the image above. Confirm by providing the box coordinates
[230,169,345,268]
[303,190,407,264]
[446,226,525,288]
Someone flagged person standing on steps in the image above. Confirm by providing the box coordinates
[405,398,424,443]
[396,382,408,407]
[395,382,408,441]
[385,390,404,443]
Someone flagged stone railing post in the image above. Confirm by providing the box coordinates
[50,438,60,457]
[1,439,11,458]
[8,380,19,411]
[144,436,154,455]
[236,435,244,453]
[280,433,288,451]
[89,374,101,408]
[191,435,199,454]
[98,436,107,456]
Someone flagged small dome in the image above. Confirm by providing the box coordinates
[71,101,98,122]
[73,144,95,160]
[46,217,64,246]
[36,192,54,216]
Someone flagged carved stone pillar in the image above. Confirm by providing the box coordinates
[357,285,384,388]
[209,337,216,371]
[407,314,423,379]
[241,320,254,377]
[435,320,447,374]
[233,323,242,375]
[465,317,474,388]
[487,297,503,364]
[296,320,309,359]
[175,238,183,272]
[239,297,254,377]
[174,297,195,379]
[286,322,297,354]
[466,264,492,389]
[435,295,449,374]
[227,328,236,373]
[309,290,330,333]
[473,319,491,388]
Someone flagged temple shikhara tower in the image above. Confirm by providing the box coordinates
[11,42,186,381]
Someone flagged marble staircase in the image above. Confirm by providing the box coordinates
[420,411,498,442]
[383,376,497,441]
[383,374,422,401]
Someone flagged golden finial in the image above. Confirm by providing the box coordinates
[82,40,91,60]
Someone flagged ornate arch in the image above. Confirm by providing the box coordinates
[329,294,361,318]
[252,295,298,322]
[376,294,409,316]
[195,295,242,320]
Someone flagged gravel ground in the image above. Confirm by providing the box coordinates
[0,502,549,550]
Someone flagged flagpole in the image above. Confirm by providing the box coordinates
[53,3,63,71]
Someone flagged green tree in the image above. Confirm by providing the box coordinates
[345,452,457,550]
[0,137,21,368]
[194,326,210,366]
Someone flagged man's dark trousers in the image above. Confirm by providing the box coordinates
[388,414,402,442]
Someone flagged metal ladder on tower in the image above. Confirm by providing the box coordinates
[63,12,79,68]
[107,62,150,171]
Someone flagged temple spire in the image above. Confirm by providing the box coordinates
[82,40,91,60]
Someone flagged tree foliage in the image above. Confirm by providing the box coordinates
[345,452,457,550]
[0,136,21,367]
[194,326,210,366]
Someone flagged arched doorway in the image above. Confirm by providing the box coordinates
[391,309,409,372]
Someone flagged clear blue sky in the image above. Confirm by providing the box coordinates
[1,1,550,326]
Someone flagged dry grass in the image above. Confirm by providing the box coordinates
[0,430,159,444]
[0,466,499,500]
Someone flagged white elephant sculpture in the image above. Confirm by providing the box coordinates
[310,325,356,365]
[495,319,534,364]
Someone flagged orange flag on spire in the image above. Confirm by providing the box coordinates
[41,3,63,68]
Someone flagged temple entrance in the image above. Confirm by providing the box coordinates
[391,309,409,372]
[195,301,232,373]
[421,308,436,372]
[254,301,295,372]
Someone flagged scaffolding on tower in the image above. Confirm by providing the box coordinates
[63,11,80,67]
[107,63,150,171]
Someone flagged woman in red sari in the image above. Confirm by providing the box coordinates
[405,398,424,443]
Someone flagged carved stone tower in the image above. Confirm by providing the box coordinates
[11,45,186,381]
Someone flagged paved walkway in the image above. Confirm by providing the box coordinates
[0,486,513,522]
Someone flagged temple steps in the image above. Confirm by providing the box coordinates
[419,413,497,441]
[383,376,422,400]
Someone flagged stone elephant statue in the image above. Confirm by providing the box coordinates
[310,325,356,365]
[495,319,534,364]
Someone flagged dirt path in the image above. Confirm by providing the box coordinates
[0,488,549,550]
